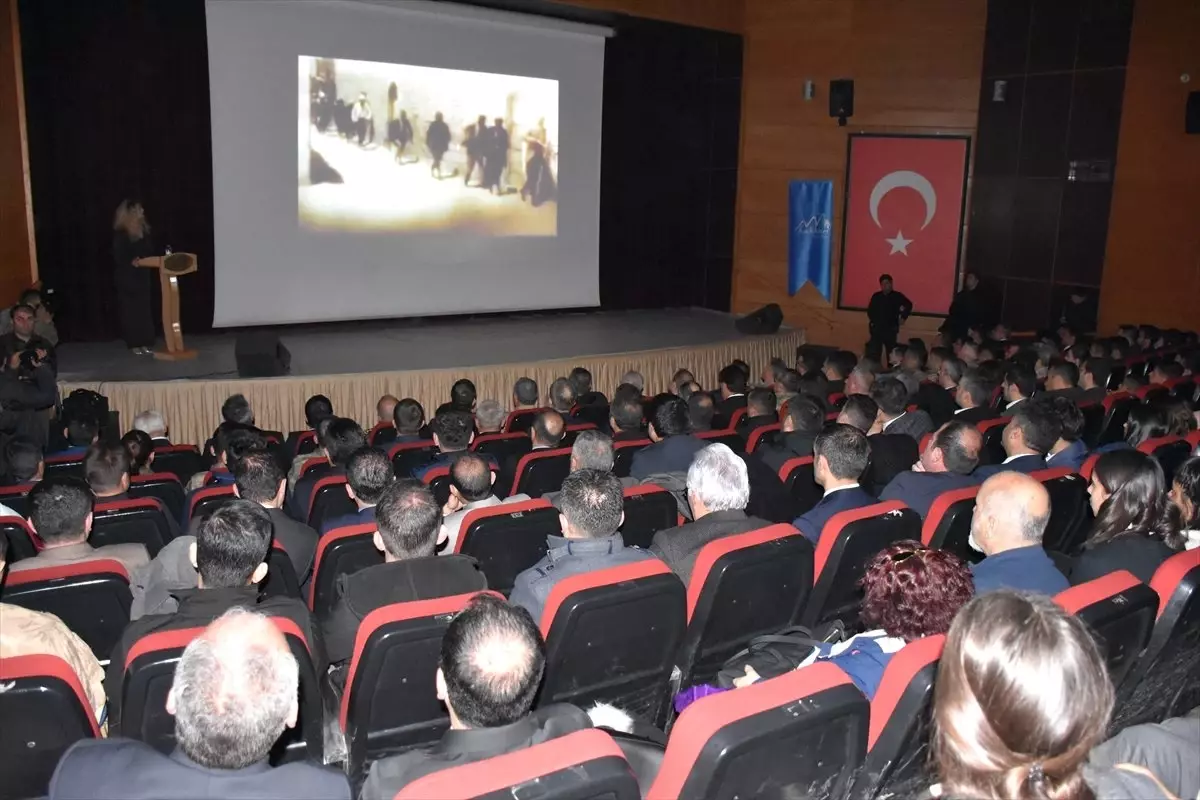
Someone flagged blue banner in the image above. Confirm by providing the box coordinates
[788,180,834,300]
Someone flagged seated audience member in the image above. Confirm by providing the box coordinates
[650,444,770,585]
[903,339,928,374]
[1071,450,1184,584]
[836,394,877,433]
[1158,396,1196,438]
[763,358,788,390]
[1043,358,1084,404]
[737,387,778,441]
[880,421,982,518]
[474,399,505,434]
[132,409,170,445]
[957,339,980,368]
[822,350,857,395]
[713,364,749,428]
[870,377,934,441]
[122,429,155,475]
[322,479,486,666]
[917,356,962,428]
[511,377,540,411]
[968,472,1068,595]
[608,394,645,442]
[56,417,98,457]
[541,431,634,506]
[1110,404,1169,451]
[361,595,590,798]
[687,392,716,432]
[754,394,823,474]
[671,368,696,396]
[620,370,645,395]
[107,500,321,730]
[52,609,350,800]
[497,410,562,496]
[999,362,1037,417]
[1149,360,1184,387]
[376,394,398,426]
[927,345,950,377]
[509,469,654,622]
[1121,372,1148,394]
[437,378,477,417]
[392,398,427,443]
[85,441,135,501]
[413,411,477,483]
[211,394,259,448]
[284,394,333,457]
[1170,457,1200,551]
[629,397,706,479]
[188,427,264,492]
[288,417,367,516]
[286,416,334,495]
[440,453,530,552]
[928,591,1190,800]
[4,436,43,485]
[972,403,1059,480]
[678,380,702,401]
[320,447,393,533]
[951,370,997,424]
[548,377,583,425]
[1045,396,1089,471]
[0,533,107,727]
[570,366,606,406]
[887,344,906,370]
[774,369,805,413]
[232,448,318,589]
[792,424,876,545]
[737,542,973,698]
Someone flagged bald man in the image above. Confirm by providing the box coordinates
[968,472,1068,595]
[361,595,590,798]
[376,394,399,425]
[497,410,564,498]
[879,421,982,518]
[51,609,350,799]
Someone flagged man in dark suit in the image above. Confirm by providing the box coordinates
[919,356,964,428]
[870,376,934,441]
[1042,359,1085,405]
[569,366,607,407]
[287,417,366,521]
[972,402,1059,481]
[361,596,590,799]
[547,377,587,426]
[712,364,749,429]
[821,350,857,397]
[629,397,706,479]
[608,394,647,442]
[319,447,391,534]
[999,362,1037,417]
[232,449,319,588]
[284,395,333,457]
[866,273,912,361]
[755,394,823,475]
[793,424,877,545]
[51,609,351,800]
[321,480,487,668]
[650,443,772,585]
[414,411,497,484]
[687,392,716,432]
[497,411,563,498]
[391,398,428,443]
[736,387,779,442]
[1077,356,1112,406]
[951,371,999,425]
[879,421,982,518]
[1043,396,1090,472]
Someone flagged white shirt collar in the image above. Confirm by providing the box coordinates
[1005,398,1024,410]
[1002,453,1030,464]
[726,392,745,399]
[882,412,906,431]
[953,407,969,415]
[824,483,861,497]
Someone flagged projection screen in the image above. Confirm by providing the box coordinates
[205,0,606,327]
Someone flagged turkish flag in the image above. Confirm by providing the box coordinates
[839,135,969,315]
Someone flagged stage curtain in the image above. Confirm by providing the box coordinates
[60,331,805,447]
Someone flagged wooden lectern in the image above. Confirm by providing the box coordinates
[134,252,199,360]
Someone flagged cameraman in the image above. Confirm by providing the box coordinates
[0,289,58,346]
[0,338,57,451]
[0,304,56,372]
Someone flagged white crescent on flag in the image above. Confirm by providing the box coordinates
[868,170,938,230]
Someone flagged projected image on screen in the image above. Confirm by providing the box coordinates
[299,56,558,236]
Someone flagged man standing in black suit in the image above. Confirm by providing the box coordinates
[713,364,749,429]
[866,274,912,361]
[879,421,982,518]
[51,609,350,800]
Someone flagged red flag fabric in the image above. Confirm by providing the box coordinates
[839,135,969,315]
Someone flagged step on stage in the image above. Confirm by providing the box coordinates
[57,308,804,447]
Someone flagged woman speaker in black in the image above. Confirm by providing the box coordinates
[111,198,156,355]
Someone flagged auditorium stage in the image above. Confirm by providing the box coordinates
[58,308,805,447]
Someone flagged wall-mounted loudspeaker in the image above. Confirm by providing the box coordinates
[1187,91,1199,134]
[830,79,854,126]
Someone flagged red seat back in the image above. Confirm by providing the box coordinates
[612,438,652,478]
[306,474,355,529]
[308,523,381,613]
[1136,436,1192,484]
[456,499,559,594]
[388,440,438,476]
[147,445,203,484]
[1055,570,1159,688]
[92,498,174,557]
[1031,468,1091,553]
[470,431,531,465]
[129,472,185,522]
[778,456,820,516]
[2,560,132,662]
[186,484,236,526]
[503,407,551,434]
[745,422,782,453]
[510,447,573,498]
[620,485,681,549]
[975,417,1009,465]
[0,514,40,563]
[920,486,979,559]
[726,406,748,430]
[693,429,744,453]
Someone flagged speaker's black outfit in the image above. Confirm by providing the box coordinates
[866,289,912,359]
[112,232,156,349]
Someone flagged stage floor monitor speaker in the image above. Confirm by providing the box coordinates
[235,333,291,378]
[736,303,784,335]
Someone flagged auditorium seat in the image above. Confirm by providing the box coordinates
[0,559,131,661]
[675,524,813,694]
[92,498,175,557]
[1054,570,1158,688]
[646,662,868,800]
[620,485,681,549]
[975,417,1008,465]
[1032,469,1091,553]
[1164,375,1197,402]
[850,634,946,800]
[395,728,640,800]
[306,474,356,530]
[561,422,598,448]
[148,444,204,484]
[116,617,323,764]
[42,452,85,480]
[1136,435,1191,485]
[918,432,933,454]
[920,485,979,561]
[0,483,32,518]
[299,458,327,477]
[1112,550,1200,731]
[388,440,438,477]
[778,457,821,516]
[288,429,319,459]
[129,472,186,522]
[341,592,497,783]
[456,499,560,594]
[0,654,100,800]
[503,407,550,434]
[0,514,39,564]
[989,385,1004,409]
[367,421,394,447]
[612,438,653,478]
[510,447,572,498]
[185,484,236,527]
[1107,363,1127,391]
[1133,383,1169,404]
[538,560,685,722]
[828,392,846,408]
[1095,392,1136,448]
[260,541,302,601]
[1189,429,1200,449]
[421,463,499,507]
[1080,402,1106,448]
[307,523,381,615]
[745,422,782,453]
[693,429,744,453]
[1080,452,1101,481]
[725,406,748,431]
[470,431,532,466]
[802,502,922,628]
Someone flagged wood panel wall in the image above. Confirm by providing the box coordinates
[732,0,986,351]
[0,0,37,301]
[1097,0,1200,333]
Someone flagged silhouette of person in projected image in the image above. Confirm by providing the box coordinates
[426,112,451,179]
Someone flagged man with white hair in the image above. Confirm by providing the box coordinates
[50,609,350,799]
[620,370,645,394]
[541,430,637,506]
[132,409,170,445]
[475,399,506,434]
[649,444,772,585]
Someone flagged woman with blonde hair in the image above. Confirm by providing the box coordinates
[111,198,156,355]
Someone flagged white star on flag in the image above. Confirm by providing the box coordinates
[885,230,912,255]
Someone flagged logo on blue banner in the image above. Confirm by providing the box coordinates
[788,180,834,300]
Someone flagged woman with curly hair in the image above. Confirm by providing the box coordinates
[1169,456,1200,550]
[738,541,974,698]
